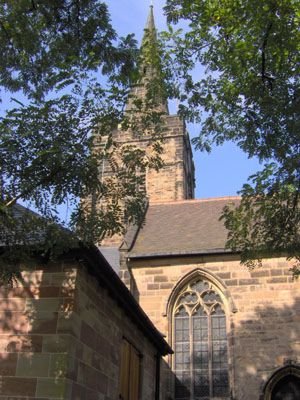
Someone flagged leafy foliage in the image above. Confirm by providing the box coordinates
[0,0,129,99]
[0,1,165,284]
[163,0,300,272]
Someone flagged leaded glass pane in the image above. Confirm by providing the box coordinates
[193,307,207,317]
[175,315,189,342]
[175,343,190,353]
[202,290,221,303]
[193,342,209,368]
[174,278,229,399]
[194,372,209,397]
[193,314,208,341]
[211,313,226,340]
[211,310,229,396]
[175,371,191,399]
[212,341,227,368]
[212,369,229,397]
[211,303,225,315]
[176,306,189,316]
[190,280,209,293]
[193,308,209,398]
[175,352,188,368]
[175,315,190,370]
[179,292,198,304]
[175,343,190,370]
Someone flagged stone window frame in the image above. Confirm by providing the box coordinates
[166,268,237,400]
[261,364,300,400]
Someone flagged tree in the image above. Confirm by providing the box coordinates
[163,0,300,273]
[0,0,164,284]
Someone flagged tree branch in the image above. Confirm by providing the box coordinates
[261,22,273,89]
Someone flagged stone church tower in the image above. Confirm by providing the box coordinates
[94,7,300,400]
[94,5,194,209]
[89,5,195,252]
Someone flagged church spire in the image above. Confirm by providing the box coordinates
[132,5,168,111]
[140,5,160,79]
[145,5,155,34]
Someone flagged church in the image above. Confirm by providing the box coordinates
[0,6,299,400]
[97,6,300,400]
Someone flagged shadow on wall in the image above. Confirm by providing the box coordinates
[0,263,77,398]
[232,295,300,400]
[0,268,299,400]
[161,296,300,400]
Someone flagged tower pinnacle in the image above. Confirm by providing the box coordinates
[146,5,155,33]
[140,5,159,78]
[126,5,168,112]
[137,5,167,111]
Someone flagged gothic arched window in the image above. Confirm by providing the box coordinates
[173,279,229,399]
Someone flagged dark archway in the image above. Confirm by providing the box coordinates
[263,365,300,400]
[271,374,300,400]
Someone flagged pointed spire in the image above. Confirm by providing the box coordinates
[140,5,159,77]
[145,5,155,34]
[126,6,168,113]
[140,6,168,108]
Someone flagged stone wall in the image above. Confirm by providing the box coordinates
[96,115,194,205]
[71,267,159,400]
[0,258,162,399]
[92,113,195,248]
[0,260,77,399]
[129,254,300,400]
[145,116,194,202]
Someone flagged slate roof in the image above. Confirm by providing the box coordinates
[129,197,240,258]
[99,247,120,273]
[0,203,73,247]
[0,203,46,246]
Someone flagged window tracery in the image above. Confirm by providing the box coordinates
[173,278,229,399]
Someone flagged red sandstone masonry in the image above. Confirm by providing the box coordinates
[0,261,164,400]
[69,268,163,400]
[0,266,77,399]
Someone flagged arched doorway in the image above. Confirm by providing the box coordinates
[263,366,300,400]
[271,374,300,400]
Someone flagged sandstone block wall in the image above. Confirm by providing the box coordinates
[0,259,161,400]
[129,255,300,400]
[92,115,194,205]
[71,267,158,400]
[0,260,78,399]
[145,116,194,202]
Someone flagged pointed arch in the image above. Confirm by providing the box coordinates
[167,268,234,399]
[166,268,237,317]
[262,364,300,400]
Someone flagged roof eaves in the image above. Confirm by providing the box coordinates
[80,245,173,356]
[3,205,172,356]
[128,248,238,259]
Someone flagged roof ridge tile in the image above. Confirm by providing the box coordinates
[149,196,241,206]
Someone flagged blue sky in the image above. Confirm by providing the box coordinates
[108,0,261,199]
[1,1,262,206]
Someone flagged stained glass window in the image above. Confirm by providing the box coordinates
[173,279,229,399]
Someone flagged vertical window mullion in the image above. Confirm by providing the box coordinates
[208,312,213,397]
[189,312,194,400]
